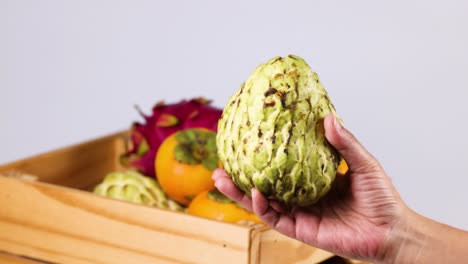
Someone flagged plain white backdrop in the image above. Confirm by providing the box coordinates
[2,0,467,229]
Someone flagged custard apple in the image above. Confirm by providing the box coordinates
[217,55,341,207]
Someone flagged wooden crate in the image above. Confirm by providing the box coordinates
[0,131,337,264]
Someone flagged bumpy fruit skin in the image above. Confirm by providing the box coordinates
[120,98,222,178]
[217,55,341,207]
[93,170,183,211]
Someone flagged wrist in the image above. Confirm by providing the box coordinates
[376,204,427,264]
[377,204,468,264]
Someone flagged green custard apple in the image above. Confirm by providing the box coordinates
[217,55,341,207]
[93,170,184,211]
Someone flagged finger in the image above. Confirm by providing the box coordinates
[212,168,228,181]
[324,114,381,174]
[293,209,321,245]
[213,169,253,211]
[269,200,288,214]
[252,189,296,238]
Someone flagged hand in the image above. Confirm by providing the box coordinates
[212,114,406,262]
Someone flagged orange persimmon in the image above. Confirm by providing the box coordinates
[188,189,262,224]
[337,159,349,176]
[155,128,218,205]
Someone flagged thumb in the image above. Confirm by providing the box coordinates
[324,114,381,174]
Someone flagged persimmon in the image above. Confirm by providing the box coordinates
[155,128,218,205]
[188,189,262,224]
[337,159,349,176]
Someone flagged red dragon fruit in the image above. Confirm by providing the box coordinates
[121,98,223,178]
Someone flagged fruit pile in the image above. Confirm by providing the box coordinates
[93,55,350,225]
[93,98,261,224]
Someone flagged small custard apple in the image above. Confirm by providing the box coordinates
[216,55,341,207]
[93,170,183,211]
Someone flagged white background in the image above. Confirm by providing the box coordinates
[2,0,467,229]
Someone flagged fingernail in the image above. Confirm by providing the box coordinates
[333,116,342,133]
[211,169,220,180]
[251,188,256,196]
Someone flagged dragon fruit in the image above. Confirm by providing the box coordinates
[121,98,223,178]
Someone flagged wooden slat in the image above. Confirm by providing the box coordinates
[248,225,269,264]
[258,229,334,264]
[0,131,127,190]
[0,251,48,264]
[0,177,252,264]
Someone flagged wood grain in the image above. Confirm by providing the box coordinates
[0,131,127,190]
[0,251,48,264]
[258,229,334,264]
[0,177,252,264]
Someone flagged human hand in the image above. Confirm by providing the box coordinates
[212,114,406,262]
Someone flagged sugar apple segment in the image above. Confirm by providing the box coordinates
[217,55,340,206]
